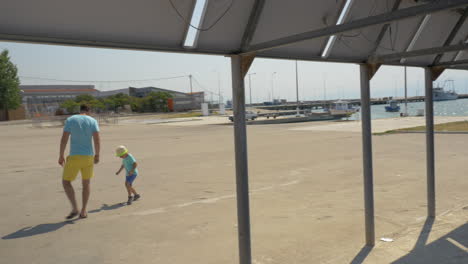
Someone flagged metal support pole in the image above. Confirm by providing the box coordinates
[231,55,252,264]
[424,68,436,218]
[359,64,375,246]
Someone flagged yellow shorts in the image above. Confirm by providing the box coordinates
[62,155,94,181]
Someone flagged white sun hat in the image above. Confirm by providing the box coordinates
[115,145,128,157]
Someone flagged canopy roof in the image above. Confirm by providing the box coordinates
[1,0,468,69]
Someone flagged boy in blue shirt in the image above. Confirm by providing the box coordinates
[115,146,141,205]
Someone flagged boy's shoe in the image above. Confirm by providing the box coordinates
[133,194,141,201]
[127,196,133,205]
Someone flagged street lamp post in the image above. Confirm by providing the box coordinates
[271,72,277,103]
[213,70,222,105]
[247,73,256,106]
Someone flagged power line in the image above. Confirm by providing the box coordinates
[191,76,219,95]
[19,75,189,83]
[168,0,234,32]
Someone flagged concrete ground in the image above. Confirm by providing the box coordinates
[0,116,467,264]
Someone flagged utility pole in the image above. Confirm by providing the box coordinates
[295,60,300,116]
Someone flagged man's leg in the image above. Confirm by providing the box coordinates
[63,180,79,214]
[80,156,94,217]
[81,179,90,217]
[62,156,80,218]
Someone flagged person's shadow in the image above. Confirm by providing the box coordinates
[3,203,125,240]
[2,220,76,239]
[88,202,126,214]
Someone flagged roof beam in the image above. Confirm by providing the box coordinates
[386,43,468,63]
[434,58,468,66]
[376,42,468,62]
[432,7,468,64]
[240,0,266,52]
[447,65,468,70]
[240,0,468,55]
[369,0,402,55]
[0,33,227,56]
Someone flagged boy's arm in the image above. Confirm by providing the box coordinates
[93,131,100,164]
[116,164,124,175]
[58,132,70,166]
[129,162,138,175]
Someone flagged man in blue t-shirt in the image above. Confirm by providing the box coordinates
[59,104,100,219]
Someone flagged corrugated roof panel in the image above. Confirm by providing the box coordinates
[373,0,425,58]
[439,14,468,63]
[325,0,386,60]
[256,36,338,62]
[406,9,461,65]
[0,0,195,48]
[196,0,254,52]
[0,0,466,69]
[249,0,346,46]
[327,26,382,61]
[455,49,468,60]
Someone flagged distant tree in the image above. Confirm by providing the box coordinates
[60,99,79,114]
[112,93,130,109]
[88,99,105,112]
[129,97,144,112]
[146,91,172,112]
[74,94,95,103]
[103,97,117,111]
[0,50,21,120]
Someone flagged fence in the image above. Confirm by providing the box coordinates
[31,112,119,128]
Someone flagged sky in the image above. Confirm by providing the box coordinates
[2,40,468,104]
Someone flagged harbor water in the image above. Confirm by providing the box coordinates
[349,98,468,120]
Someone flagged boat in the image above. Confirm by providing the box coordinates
[432,87,458,101]
[385,100,400,112]
[328,100,358,116]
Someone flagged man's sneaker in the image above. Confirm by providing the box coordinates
[133,194,141,201]
[127,196,133,205]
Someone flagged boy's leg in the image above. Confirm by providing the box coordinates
[81,179,90,217]
[126,174,138,196]
[129,185,138,196]
[125,182,132,196]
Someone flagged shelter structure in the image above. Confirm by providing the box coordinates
[2,0,468,263]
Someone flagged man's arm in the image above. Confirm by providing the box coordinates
[58,132,70,166]
[93,132,100,164]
